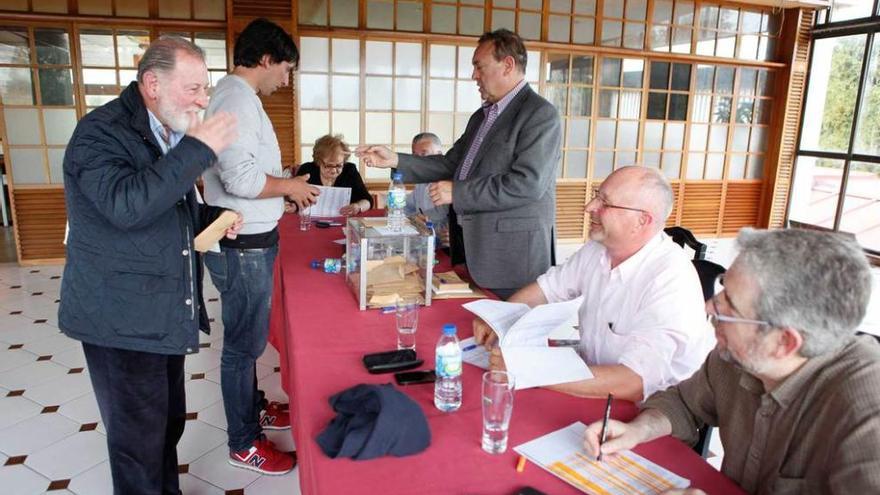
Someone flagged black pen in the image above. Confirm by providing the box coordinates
[597,393,613,461]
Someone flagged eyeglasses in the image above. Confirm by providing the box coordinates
[320,164,344,172]
[708,294,771,328]
[590,194,651,215]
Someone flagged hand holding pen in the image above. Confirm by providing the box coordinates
[598,394,613,461]
[582,396,647,460]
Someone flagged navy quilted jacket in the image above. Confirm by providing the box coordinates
[59,82,223,355]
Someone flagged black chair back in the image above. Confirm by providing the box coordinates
[664,226,707,261]
[693,259,726,302]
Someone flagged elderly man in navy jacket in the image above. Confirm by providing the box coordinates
[59,36,238,494]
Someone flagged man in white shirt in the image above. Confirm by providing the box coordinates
[474,166,714,402]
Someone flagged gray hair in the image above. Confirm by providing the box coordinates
[137,36,206,83]
[412,132,441,146]
[735,228,872,357]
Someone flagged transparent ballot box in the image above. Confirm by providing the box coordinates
[345,216,435,310]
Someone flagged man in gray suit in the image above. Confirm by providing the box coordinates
[357,29,561,299]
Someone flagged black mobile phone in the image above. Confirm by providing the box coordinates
[394,369,436,386]
[362,349,422,374]
[515,487,548,495]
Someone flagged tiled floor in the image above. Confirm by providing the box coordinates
[6,234,872,494]
[0,261,300,495]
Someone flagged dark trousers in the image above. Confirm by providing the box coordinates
[204,245,278,451]
[83,342,185,495]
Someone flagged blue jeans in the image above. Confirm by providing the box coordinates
[204,245,278,451]
[83,342,185,495]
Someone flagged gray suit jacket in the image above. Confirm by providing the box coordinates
[397,84,561,290]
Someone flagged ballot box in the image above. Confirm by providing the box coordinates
[344,216,435,310]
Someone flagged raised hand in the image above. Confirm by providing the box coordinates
[354,145,398,168]
[186,111,237,156]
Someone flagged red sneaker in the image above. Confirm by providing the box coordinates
[228,438,296,475]
[259,401,290,430]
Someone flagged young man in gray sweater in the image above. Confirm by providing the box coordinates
[203,18,318,475]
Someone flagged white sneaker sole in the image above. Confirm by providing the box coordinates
[260,424,291,431]
[227,458,294,476]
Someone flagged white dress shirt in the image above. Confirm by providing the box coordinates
[536,232,715,399]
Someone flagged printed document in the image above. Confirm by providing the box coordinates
[462,299,592,389]
[515,422,690,494]
[308,186,351,218]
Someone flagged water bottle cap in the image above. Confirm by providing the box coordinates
[310,260,320,269]
[442,324,457,335]
[425,221,433,228]
[392,172,403,180]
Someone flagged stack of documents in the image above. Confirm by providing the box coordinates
[461,299,592,389]
[515,422,690,494]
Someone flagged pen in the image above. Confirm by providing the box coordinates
[461,344,477,352]
[597,393,613,461]
[516,455,527,473]
[379,306,396,314]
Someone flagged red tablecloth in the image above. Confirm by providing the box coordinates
[268,214,745,495]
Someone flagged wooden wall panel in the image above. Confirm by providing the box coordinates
[680,182,724,235]
[261,85,297,167]
[231,0,292,18]
[556,182,588,240]
[722,181,763,234]
[762,8,814,228]
[12,189,67,263]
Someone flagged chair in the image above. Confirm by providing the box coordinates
[664,226,707,261]
[693,259,726,302]
[690,259,725,458]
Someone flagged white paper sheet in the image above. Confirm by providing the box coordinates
[460,337,490,369]
[461,299,591,389]
[514,422,690,494]
[308,186,351,218]
[501,347,592,389]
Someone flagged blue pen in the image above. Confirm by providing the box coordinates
[461,344,477,352]
[379,306,396,314]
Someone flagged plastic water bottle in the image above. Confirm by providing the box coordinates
[387,172,406,232]
[310,258,342,273]
[434,323,462,412]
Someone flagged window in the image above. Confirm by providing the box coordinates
[790,6,880,252]
[298,37,361,169]
[300,0,359,27]
[594,57,644,179]
[0,26,76,185]
[366,0,424,31]
[644,61,691,179]
[79,28,148,111]
[491,0,542,41]
[601,0,647,50]
[650,0,694,54]
[687,64,734,179]
[547,0,596,45]
[432,0,485,36]
[728,68,773,179]
[545,53,594,178]
[364,40,423,179]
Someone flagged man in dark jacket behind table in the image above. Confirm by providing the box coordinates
[59,36,239,495]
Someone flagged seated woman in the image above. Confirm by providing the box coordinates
[296,135,373,216]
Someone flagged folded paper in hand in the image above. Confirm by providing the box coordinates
[194,210,239,253]
[462,299,592,390]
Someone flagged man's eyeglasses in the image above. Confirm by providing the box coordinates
[590,194,650,215]
[708,293,771,328]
